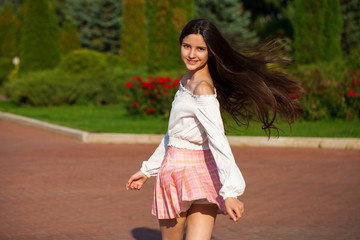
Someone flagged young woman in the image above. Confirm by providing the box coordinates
[126,18,302,240]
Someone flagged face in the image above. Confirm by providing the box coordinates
[181,34,210,72]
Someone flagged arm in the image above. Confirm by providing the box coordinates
[140,131,169,177]
[194,97,246,199]
[126,132,169,191]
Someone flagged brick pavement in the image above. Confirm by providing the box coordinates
[0,120,359,240]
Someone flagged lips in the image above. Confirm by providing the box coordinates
[186,59,198,65]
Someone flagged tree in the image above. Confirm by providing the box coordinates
[121,0,147,66]
[324,0,343,61]
[0,2,16,58]
[340,0,360,57]
[292,0,326,64]
[60,21,81,55]
[242,0,294,40]
[195,0,257,43]
[19,0,61,73]
[147,0,194,73]
[65,0,122,53]
[292,0,343,64]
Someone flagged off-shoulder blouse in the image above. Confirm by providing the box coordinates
[140,82,245,200]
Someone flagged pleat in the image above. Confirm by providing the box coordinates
[152,146,226,219]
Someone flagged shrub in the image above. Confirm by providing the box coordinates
[348,43,360,71]
[0,57,14,85]
[19,0,61,74]
[292,60,359,120]
[3,69,126,106]
[0,2,16,59]
[60,21,81,55]
[121,0,147,66]
[58,49,109,75]
[124,76,180,116]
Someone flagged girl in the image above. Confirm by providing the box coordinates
[126,18,302,240]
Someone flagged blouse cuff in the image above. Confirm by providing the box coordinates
[140,168,151,178]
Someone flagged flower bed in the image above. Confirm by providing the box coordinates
[125,76,181,116]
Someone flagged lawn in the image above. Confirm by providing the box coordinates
[0,100,359,138]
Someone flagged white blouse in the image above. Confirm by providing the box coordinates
[140,82,245,200]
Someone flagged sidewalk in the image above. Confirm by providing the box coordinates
[0,120,359,239]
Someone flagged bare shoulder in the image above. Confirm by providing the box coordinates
[193,81,215,96]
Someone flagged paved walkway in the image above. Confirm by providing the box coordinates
[0,120,359,240]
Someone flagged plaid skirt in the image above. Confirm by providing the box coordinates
[152,146,227,219]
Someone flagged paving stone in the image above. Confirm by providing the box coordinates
[0,120,359,239]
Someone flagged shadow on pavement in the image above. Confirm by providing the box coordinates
[131,227,162,240]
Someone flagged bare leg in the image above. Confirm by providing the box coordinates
[185,204,218,240]
[159,212,187,240]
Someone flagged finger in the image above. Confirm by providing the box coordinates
[227,208,236,222]
[234,207,242,221]
[127,177,134,189]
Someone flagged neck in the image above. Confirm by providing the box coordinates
[186,63,211,82]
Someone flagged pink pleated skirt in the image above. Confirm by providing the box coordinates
[152,146,227,219]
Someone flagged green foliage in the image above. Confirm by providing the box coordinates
[292,0,326,64]
[0,2,16,58]
[292,0,343,64]
[195,0,257,43]
[60,21,81,55]
[65,0,122,54]
[341,0,360,57]
[0,57,13,85]
[19,0,61,74]
[348,43,360,70]
[121,0,147,66]
[147,0,194,73]
[292,60,360,120]
[124,76,180,116]
[324,0,343,61]
[58,49,109,75]
[242,0,293,40]
[3,68,130,106]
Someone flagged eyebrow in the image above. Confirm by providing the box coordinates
[182,42,207,48]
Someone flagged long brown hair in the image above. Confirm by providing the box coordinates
[179,18,302,137]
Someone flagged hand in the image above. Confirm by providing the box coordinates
[126,171,149,190]
[225,197,244,222]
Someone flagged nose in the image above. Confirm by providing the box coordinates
[189,48,195,58]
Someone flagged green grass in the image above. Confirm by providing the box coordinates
[0,100,359,138]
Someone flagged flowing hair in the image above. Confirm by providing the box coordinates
[179,18,303,137]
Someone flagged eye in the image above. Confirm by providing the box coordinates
[182,44,190,49]
[198,47,206,51]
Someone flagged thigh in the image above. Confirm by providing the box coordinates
[159,212,187,240]
[185,204,218,240]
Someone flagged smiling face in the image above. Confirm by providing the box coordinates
[181,34,210,72]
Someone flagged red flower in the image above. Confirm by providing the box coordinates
[146,107,155,115]
[142,82,150,89]
[155,93,161,98]
[352,71,357,77]
[352,79,356,86]
[126,82,133,89]
[150,99,155,103]
[173,79,180,86]
[165,76,171,83]
[136,76,142,81]
[158,77,166,84]
[148,76,155,83]
[290,93,300,99]
[348,89,355,97]
[168,85,174,90]
[132,102,138,107]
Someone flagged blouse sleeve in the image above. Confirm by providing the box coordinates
[140,132,169,178]
[195,96,245,200]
